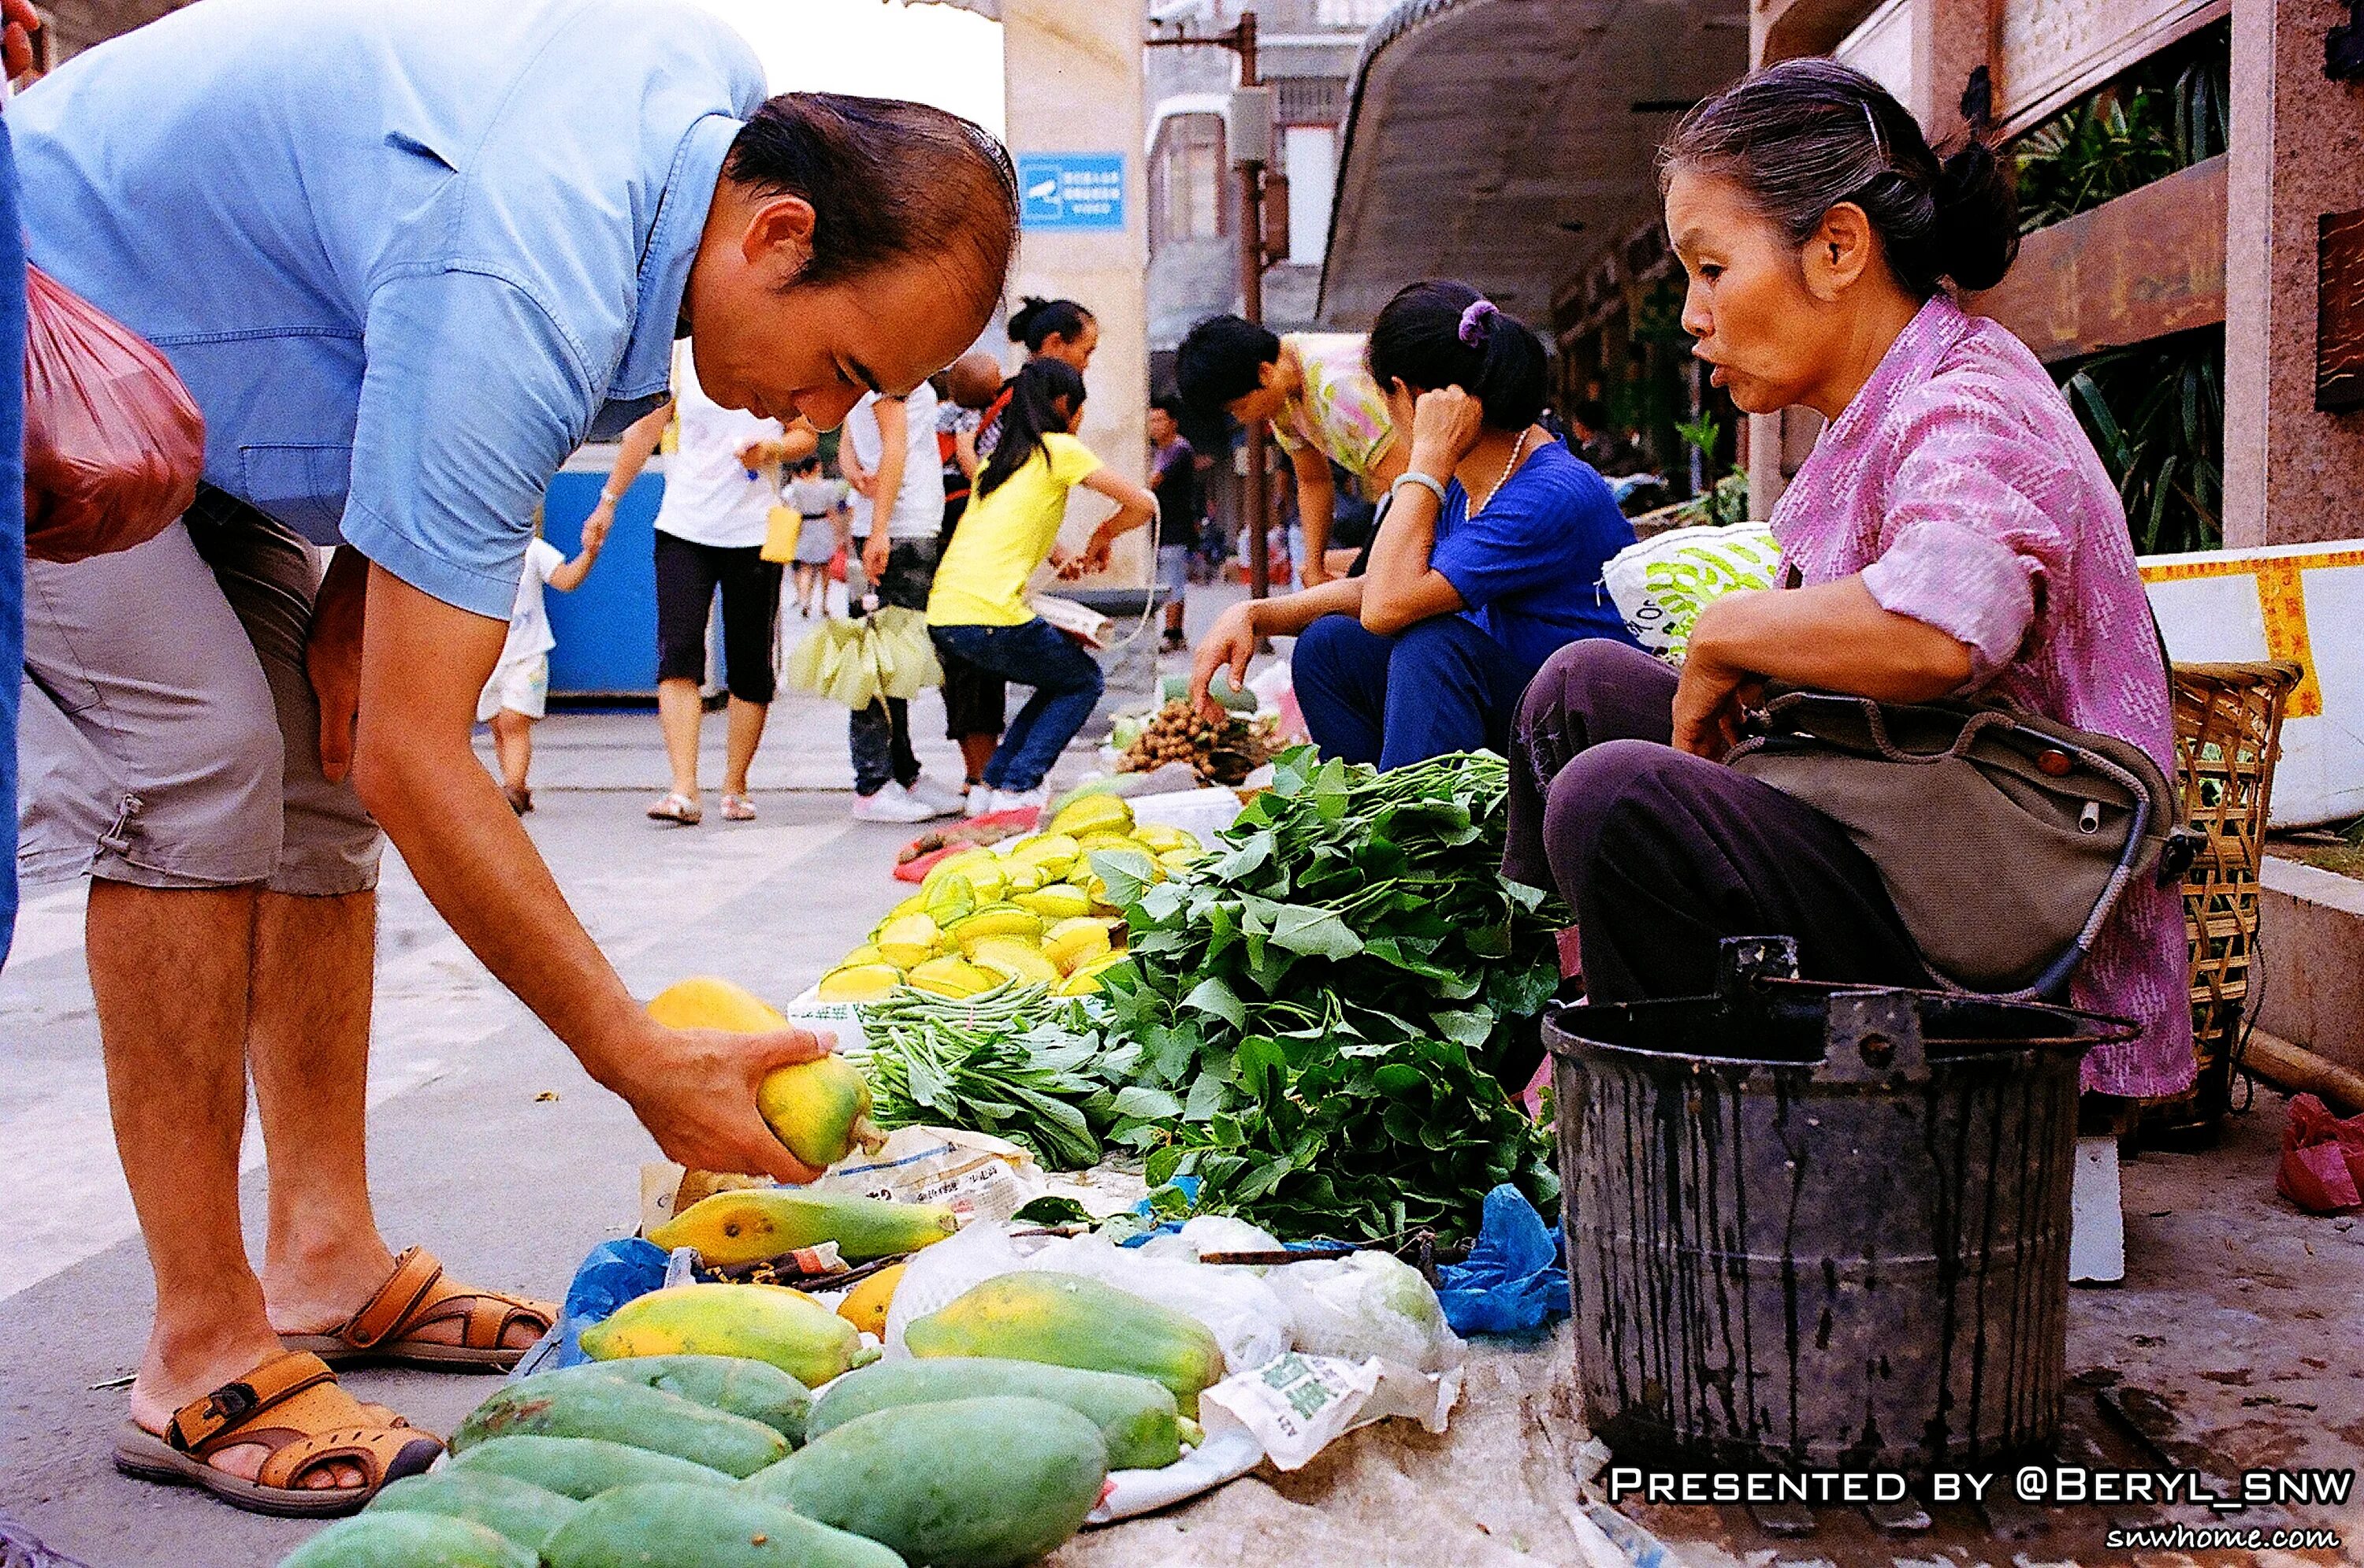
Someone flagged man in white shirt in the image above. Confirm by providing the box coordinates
[597,344,816,823]
[839,382,959,822]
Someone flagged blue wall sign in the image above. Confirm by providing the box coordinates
[1017,153,1127,232]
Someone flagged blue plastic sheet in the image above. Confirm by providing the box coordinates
[542,1237,671,1369]
[1434,1184,1570,1335]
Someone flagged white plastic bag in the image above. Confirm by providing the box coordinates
[1263,1250,1465,1374]
[1600,522,1783,658]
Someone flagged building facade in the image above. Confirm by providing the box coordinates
[1145,0,1392,360]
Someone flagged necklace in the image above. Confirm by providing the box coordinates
[1468,429,1534,518]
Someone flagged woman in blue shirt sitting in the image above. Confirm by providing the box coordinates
[1191,280,1638,768]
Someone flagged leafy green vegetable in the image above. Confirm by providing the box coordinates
[1095,749,1565,1242]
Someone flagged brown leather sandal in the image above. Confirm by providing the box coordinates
[111,1351,440,1517]
[279,1245,556,1372]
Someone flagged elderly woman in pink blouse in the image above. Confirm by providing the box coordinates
[1502,58,2191,1106]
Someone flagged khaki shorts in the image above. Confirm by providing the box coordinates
[17,487,382,895]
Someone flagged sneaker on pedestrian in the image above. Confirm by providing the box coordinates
[905,777,965,818]
[961,784,994,818]
[852,782,939,823]
[987,785,1051,815]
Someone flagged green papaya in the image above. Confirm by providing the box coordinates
[449,1373,787,1477]
[367,1470,577,1551]
[279,1511,533,1568]
[444,1435,733,1499]
[568,1353,812,1444]
[743,1396,1106,1568]
[540,1481,905,1568]
[808,1355,1187,1470]
[903,1272,1228,1416]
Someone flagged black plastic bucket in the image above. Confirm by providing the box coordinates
[1546,938,2133,1476]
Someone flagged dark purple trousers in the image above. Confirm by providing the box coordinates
[1501,640,1930,1003]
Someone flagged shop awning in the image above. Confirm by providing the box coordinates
[1318,0,1749,329]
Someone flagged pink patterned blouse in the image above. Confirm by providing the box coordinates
[1769,294,2192,1098]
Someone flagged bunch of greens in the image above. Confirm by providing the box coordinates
[855,984,1132,1170]
[1094,749,1565,1242]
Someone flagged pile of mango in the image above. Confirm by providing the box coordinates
[818,795,1202,1005]
[284,1267,1222,1568]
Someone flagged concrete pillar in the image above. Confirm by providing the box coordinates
[2222,0,2364,548]
[998,0,1152,583]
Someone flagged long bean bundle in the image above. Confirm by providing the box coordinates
[854,984,1132,1170]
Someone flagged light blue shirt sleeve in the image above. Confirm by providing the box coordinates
[342,269,597,620]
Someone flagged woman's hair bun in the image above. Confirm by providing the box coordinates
[1932,142,2019,292]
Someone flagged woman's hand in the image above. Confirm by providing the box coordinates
[1670,597,1764,757]
[1405,383,1486,478]
[1192,601,1260,719]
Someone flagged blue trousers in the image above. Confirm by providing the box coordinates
[0,119,24,968]
[1293,612,1533,771]
[928,619,1104,793]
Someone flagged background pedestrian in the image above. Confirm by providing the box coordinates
[480,511,609,814]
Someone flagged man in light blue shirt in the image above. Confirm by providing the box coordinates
[12,0,1016,1513]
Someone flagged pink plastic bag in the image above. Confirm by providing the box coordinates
[24,264,206,563]
[2276,1093,2364,1213]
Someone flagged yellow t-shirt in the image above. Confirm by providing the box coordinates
[927,433,1104,627]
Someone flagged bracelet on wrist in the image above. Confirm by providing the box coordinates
[1392,470,1449,508]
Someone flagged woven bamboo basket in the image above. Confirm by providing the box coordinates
[2139,660,2302,1143]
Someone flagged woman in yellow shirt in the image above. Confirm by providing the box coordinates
[927,359,1156,811]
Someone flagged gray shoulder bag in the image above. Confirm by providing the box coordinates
[1724,688,2193,1000]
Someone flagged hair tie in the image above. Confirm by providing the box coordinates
[1458,299,1500,347]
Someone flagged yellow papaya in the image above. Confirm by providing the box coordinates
[647,976,787,1035]
[647,980,886,1168]
[579,1282,879,1388]
[904,1272,1226,1416]
[757,1054,888,1167]
[649,1189,953,1267]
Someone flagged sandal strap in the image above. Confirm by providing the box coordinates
[340,1246,447,1350]
[164,1351,338,1452]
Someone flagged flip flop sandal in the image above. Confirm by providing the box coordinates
[112,1350,440,1518]
[646,791,702,826]
[279,1246,556,1372]
[720,793,758,821]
